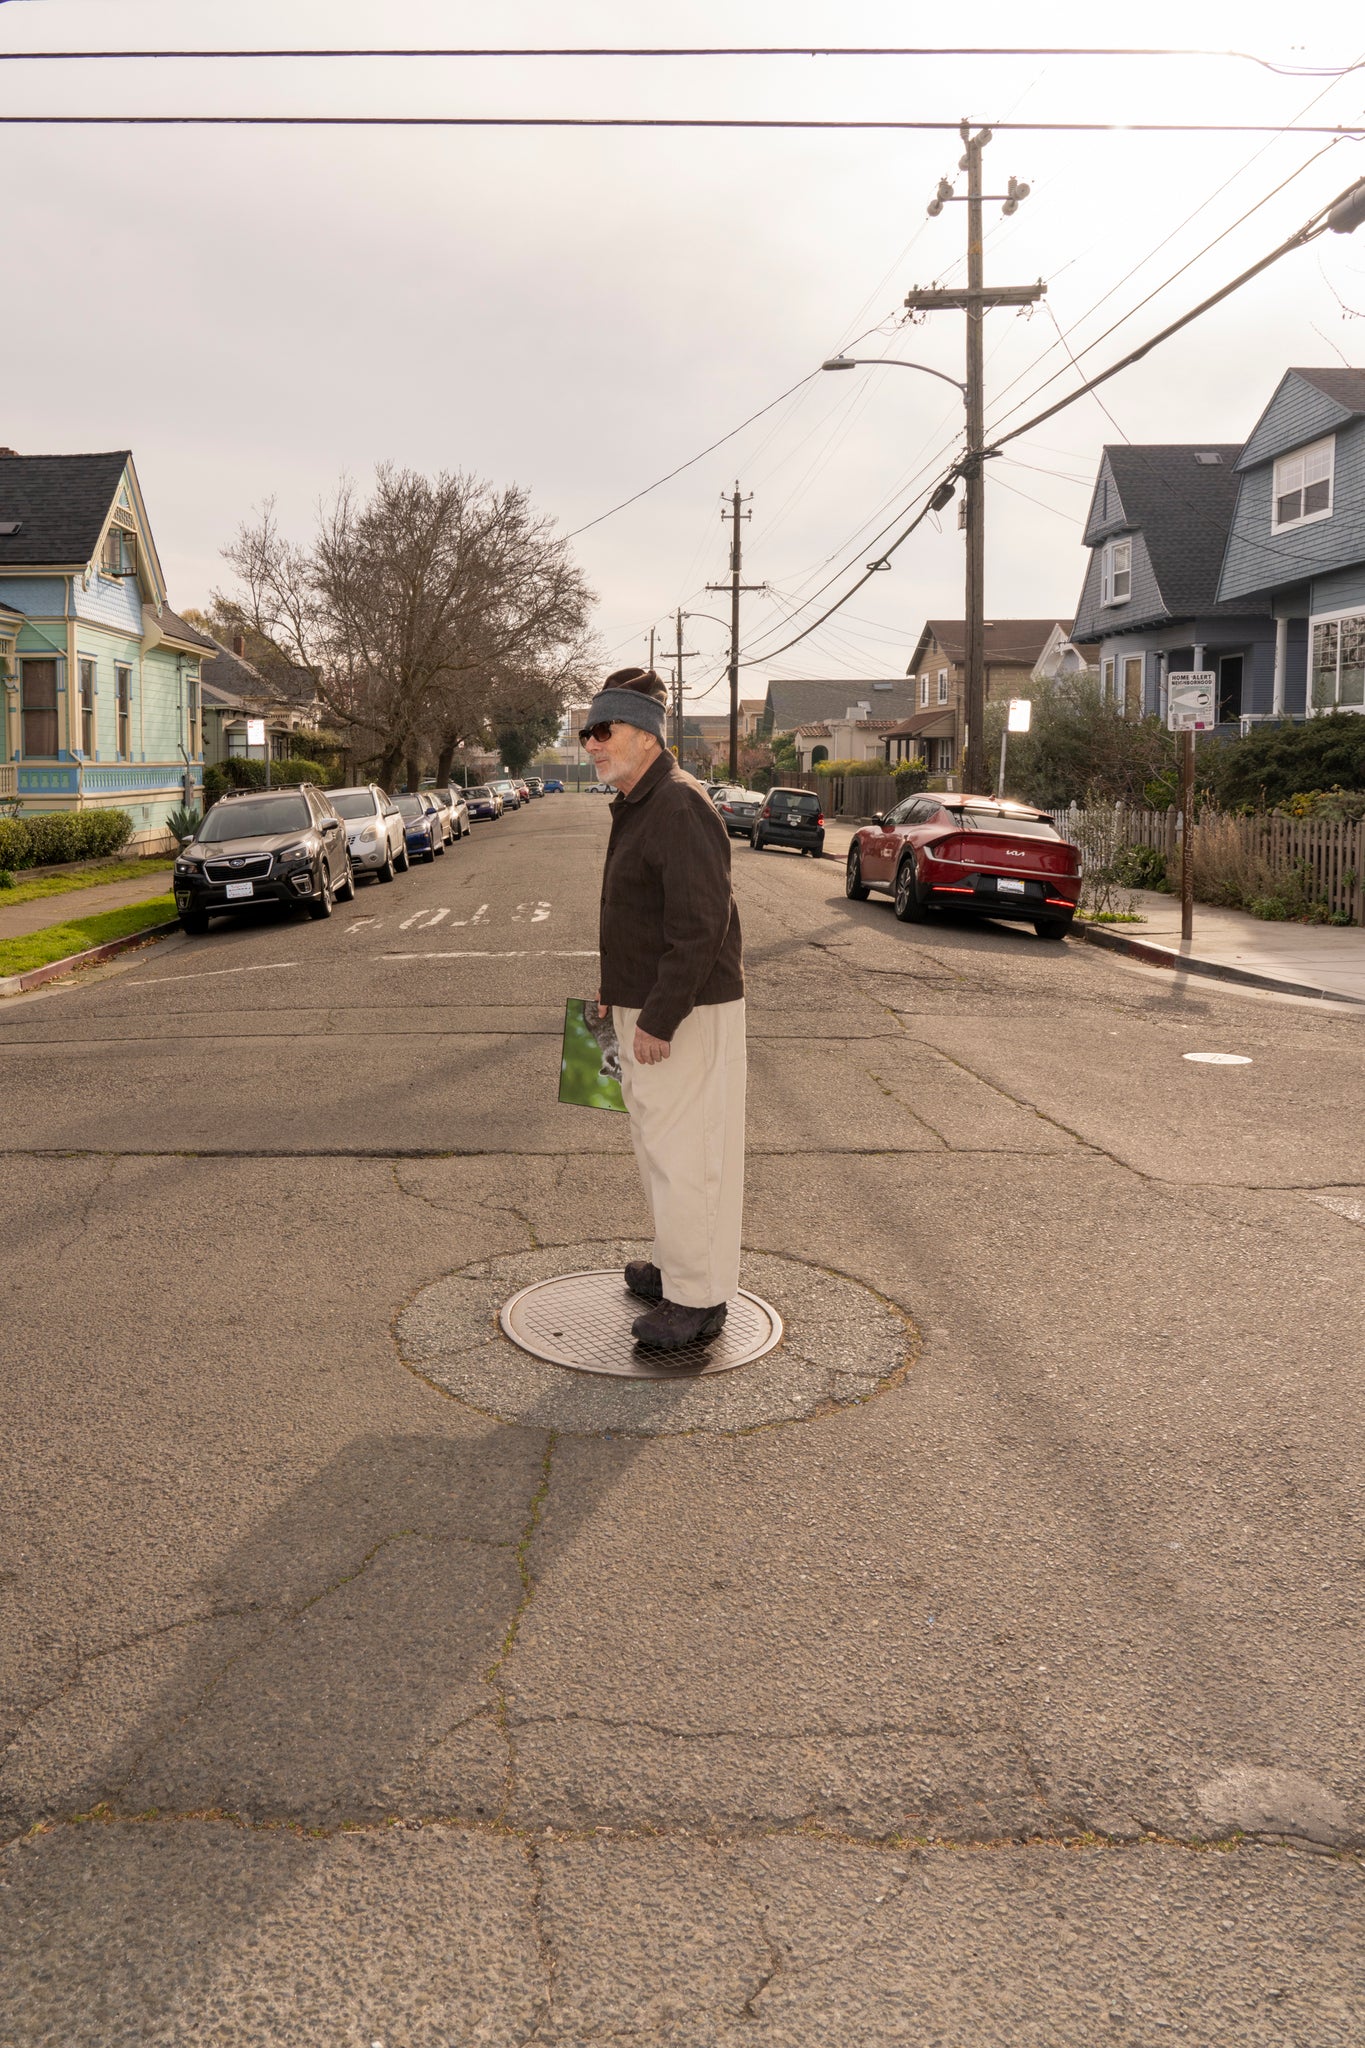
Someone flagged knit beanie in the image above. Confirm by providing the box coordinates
[582,666,668,744]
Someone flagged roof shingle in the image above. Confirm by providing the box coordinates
[0,451,130,566]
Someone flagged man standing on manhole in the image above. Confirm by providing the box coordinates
[582,667,745,1355]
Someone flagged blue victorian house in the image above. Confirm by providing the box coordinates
[1214,367,1365,718]
[1071,443,1276,729]
[0,448,211,846]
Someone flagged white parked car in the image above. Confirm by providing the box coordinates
[429,785,471,841]
[328,783,409,883]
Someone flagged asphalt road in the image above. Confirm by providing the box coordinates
[2,792,1363,2045]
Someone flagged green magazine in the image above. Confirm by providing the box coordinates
[559,998,628,1114]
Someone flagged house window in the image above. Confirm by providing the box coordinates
[100,525,137,576]
[187,669,201,757]
[20,657,58,756]
[1273,436,1333,531]
[115,664,132,758]
[937,668,948,705]
[1123,655,1143,719]
[1101,657,1115,704]
[79,658,96,754]
[1310,613,1365,713]
[1101,539,1132,606]
[919,674,930,707]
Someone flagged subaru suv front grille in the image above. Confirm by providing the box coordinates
[204,855,273,884]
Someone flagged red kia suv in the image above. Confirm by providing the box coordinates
[845,793,1082,939]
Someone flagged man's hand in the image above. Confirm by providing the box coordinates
[633,1026,671,1066]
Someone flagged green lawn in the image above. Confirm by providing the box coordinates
[0,895,178,978]
[0,857,174,908]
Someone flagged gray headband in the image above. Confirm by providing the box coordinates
[583,686,667,744]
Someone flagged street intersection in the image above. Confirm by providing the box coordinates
[1,794,1362,2044]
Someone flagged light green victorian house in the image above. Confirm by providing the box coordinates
[0,447,212,846]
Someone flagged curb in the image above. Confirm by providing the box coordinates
[0,919,178,998]
[1075,919,1365,1007]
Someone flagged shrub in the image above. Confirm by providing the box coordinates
[23,811,85,865]
[1111,842,1169,891]
[1188,813,1276,909]
[272,756,325,787]
[985,674,1175,808]
[1276,785,1365,822]
[892,760,929,794]
[204,756,324,802]
[0,869,12,889]
[205,758,267,802]
[1204,712,1365,811]
[0,817,30,870]
[813,757,895,777]
[80,808,133,858]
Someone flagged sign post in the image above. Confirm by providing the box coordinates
[997,697,1032,797]
[1166,672,1214,945]
[246,716,269,790]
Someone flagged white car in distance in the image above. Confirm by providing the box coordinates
[328,784,409,883]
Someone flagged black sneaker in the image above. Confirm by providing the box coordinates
[624,1260,663,1303]
[631,1299,728,1353]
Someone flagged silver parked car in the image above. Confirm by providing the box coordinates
[328,784,409,882]
[429,785,471,842]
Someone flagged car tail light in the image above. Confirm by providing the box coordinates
[814,813,824,828]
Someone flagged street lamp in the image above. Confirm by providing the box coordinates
[821,354,967,400]
[821,354,969,782]
[680,609,733,770]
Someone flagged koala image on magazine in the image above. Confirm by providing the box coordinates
[559,998,627,1113]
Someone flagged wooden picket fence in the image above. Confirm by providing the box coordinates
[784,771,902,819]
[1047,804,1365,925]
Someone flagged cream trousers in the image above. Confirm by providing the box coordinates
[613,998,747,1309]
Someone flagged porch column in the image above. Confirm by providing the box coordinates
[1272,615,1288,717]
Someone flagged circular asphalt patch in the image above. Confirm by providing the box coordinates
[395,1241,914,1436]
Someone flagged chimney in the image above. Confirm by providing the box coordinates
[232,632,245,657]
[0,448,18,458]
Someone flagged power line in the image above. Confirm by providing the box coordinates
[560,374,816,540]
[744,167,1365,667]
[1,47,1360,75]
[2,115,1364,134]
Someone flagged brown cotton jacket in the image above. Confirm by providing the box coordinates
[598,751,744,1040]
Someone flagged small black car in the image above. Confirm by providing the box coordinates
[750,787,825,857]
[173,785,354,933]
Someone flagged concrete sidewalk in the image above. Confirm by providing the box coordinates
[1083,889,1365,1005]
[0,868,173,943]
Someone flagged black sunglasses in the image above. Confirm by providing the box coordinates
[578,720,615,745]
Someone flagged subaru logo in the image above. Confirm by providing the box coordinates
[230,857,246,867]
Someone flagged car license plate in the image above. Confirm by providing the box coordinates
[995,876,1026,895]
[224,881,254,899]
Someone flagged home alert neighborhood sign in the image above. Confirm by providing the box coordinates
[1167,671,1215,732]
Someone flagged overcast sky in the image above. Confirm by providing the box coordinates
[3,0,1363,710]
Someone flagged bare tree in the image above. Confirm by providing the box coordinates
[216,468,596,788]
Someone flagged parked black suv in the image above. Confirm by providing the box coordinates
[173,785,354,934]
[750,786,825,857]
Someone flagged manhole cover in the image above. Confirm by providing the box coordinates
[396,1242,915,1436]
[499,1269,782,1379]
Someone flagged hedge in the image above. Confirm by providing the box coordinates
[0,807,133,871]
[204,756,326,803]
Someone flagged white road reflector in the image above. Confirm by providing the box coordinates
[1183,1052,1252,1065]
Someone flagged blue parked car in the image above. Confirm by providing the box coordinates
[543,778,564,793]
[394,791,441,863]
[465,784,503,820]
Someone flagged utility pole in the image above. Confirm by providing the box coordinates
[907,124,1044,795]
[667,607,702,762]
[707,482,764,781]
